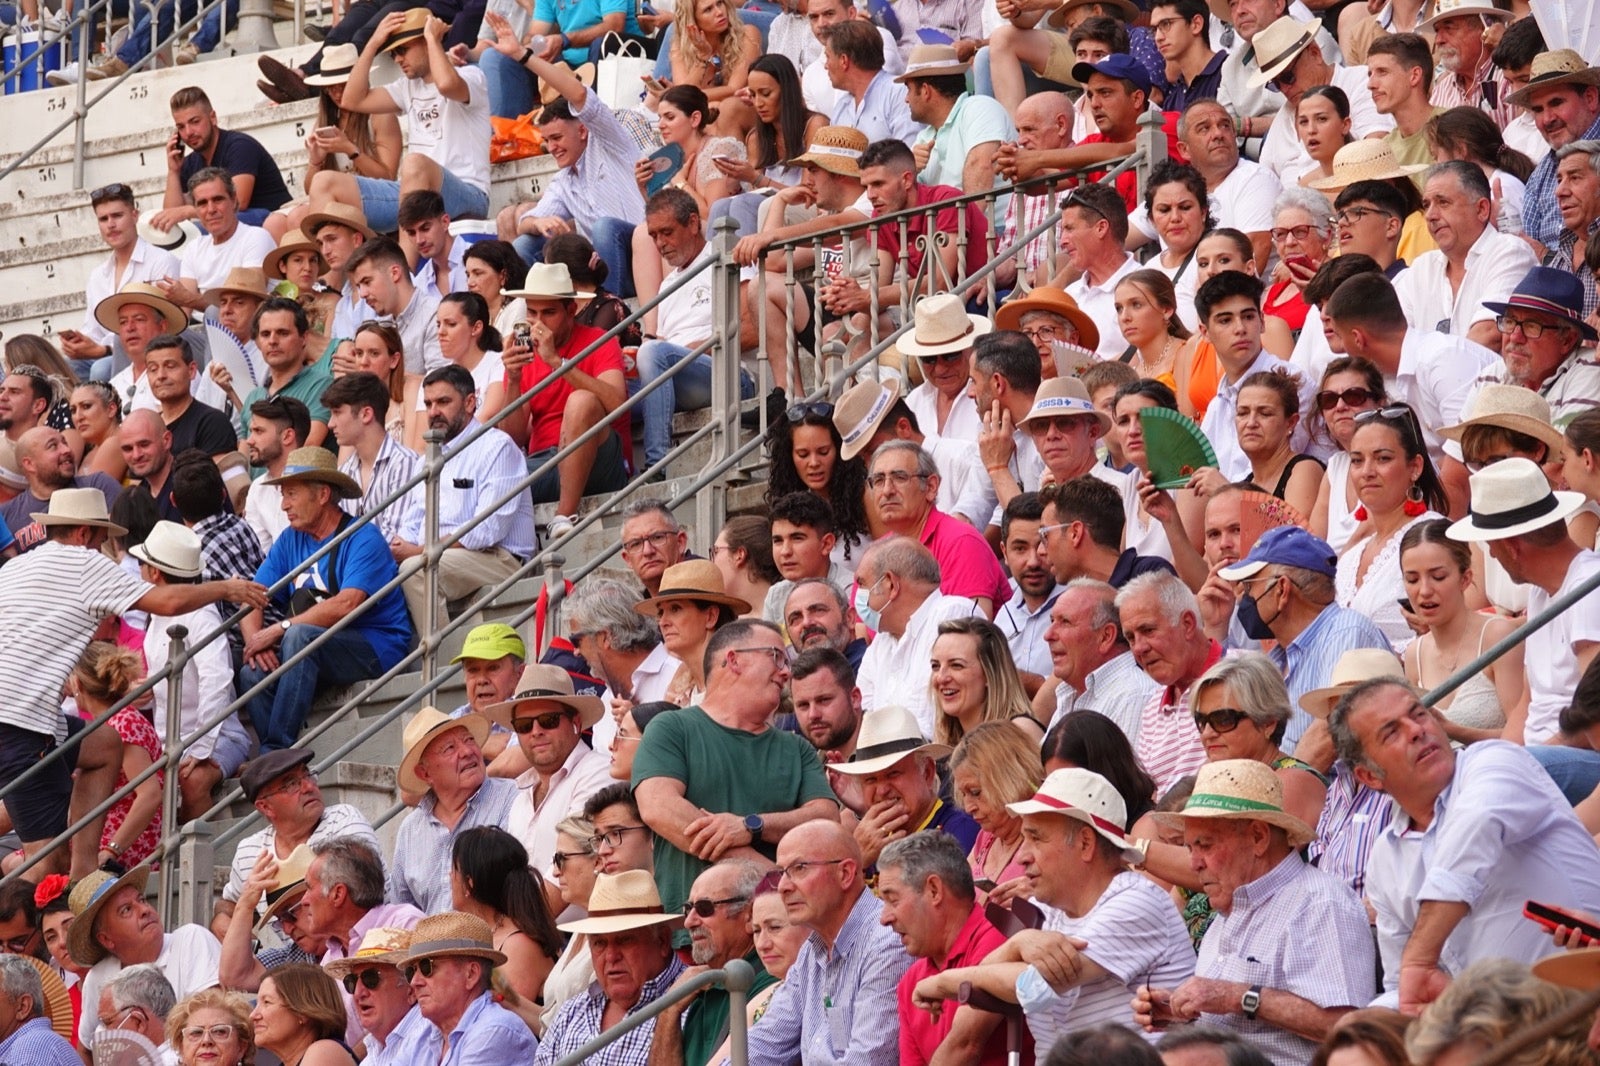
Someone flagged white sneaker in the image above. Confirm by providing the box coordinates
[45,60,82,85]
[546,514,577,541]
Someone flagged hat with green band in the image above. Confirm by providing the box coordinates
[1151,759,1316,846]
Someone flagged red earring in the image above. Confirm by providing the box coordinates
[1402,484,1427,517]
[1353,505,1369,522]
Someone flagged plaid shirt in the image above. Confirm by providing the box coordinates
[196,511,272,638]
[534,957,686,1066]
[1546,219,1600,322]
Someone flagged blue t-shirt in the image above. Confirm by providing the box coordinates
[532,0,643,64]
[255,518,414,668]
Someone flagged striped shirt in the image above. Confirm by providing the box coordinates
[223,803,381,904]
[1526,114,1600,248]
[1195,855,1375,1066]
[996,582,1060,680]
[1546,221,1600,323]
[0,541,150,737]
[1466,347,1600,430]
[1049,651,1161,743]
[340,434,421,543]
[388,777,518,913]
[1271,606,1392,755]
[1133,643,1218,797]
[535,958,686,1066]
[1307,761,1393,898]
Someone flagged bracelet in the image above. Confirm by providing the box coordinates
[560,32,570,49]
[519,46,535,65]
[105,840,124,856]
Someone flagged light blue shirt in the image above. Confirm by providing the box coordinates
[532,88,646,229]
[331,281,367,342]
[416,991,540,1066]
[830,70,923,148]
[0,1018,81,1066]
[913,92,1014,189]
[363,1003,434,1066]
[1270,603,1391,753]
[396,424,536,558]
[388,777,518,912]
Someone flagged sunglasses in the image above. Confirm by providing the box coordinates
[342,969,386,993]
[786,401,834,422]
[1353,405,1420,442]
[682,895,748,917]
[403,958,444,981]
[1193,708,1251,734]
[1316,387,1380,412]
[90,182,133,204]
[511,710,574,733]
[915,350,967,366]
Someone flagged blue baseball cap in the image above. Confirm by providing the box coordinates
[1071,53,1153,94]
[1218,526,1337,581]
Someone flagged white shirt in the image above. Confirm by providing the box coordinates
[1201,348,1315,480]
[1259,65,1393,185]
[83,239,183,346]
[1066,254,1140,360]
[506,742,613,872]
[144,606,248,764]
[1504,112,1549,165]
[995,582,1059,678]
[1387,329,1498,471]
[1525,549,1600,743]
[929,435,995,528]
[244,477,288,552]
[413,238,470,301]
[79,926,221,1047]
[1395,226,1539,337]
[657,245,716,346]
[388,286,444,377]
[224,803,380,904]
[396,424,535,557]
[1131,158,1281,245]
[179,222,279,292]
[857,591,981,737]
[906,381,983,445]
[1367,741,1600,1003]
[1048,649,1161,740]
[384,65,492,195]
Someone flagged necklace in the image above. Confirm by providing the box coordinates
[1136,336,1178,378]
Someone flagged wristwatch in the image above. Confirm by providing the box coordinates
[744,814,764,843]
[280,619,294,631]
[1241,984,1262,1020]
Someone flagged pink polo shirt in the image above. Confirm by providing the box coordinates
[896,905,1029,1066]
[918,507,1011,608]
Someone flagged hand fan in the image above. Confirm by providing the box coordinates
[1140,407,1218,490]
[1236,490,1306,557]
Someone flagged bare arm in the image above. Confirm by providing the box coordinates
[338,11,406,115]
[422,17,470,103]
[133,577,266,618]
[962,142,1001,194]
[634,776,766,863]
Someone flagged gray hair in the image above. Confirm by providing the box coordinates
[108,964,177,1019]
[554,814,595,846]
[1064,577,1121,634]
[0,955,44,1017]
[1190,651,1292,741]
[1556,139,1600,176]
[1115,570,1198,628]
[1020,309,1072,331]
[707,858,770,918]
[619,497,679,528]
[880,830,975,903]
[860,535,942,588]
[1327,676,1415,770]
[310,836,386,910]
[1272,186,1333,238]
[872,440,939,479]
[565,577,662,653]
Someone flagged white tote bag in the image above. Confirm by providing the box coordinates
[594,32,652,110]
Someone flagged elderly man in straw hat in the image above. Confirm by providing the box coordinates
[1132,760,1374,1063]
[1510,49,1600,252]
[388,706,517,913]
[323,927,430,1065]
[1018,375,1141,536]
[237,445,414,754]
[0,488,266,882]
[1471,267,1600,426]
[911,769,1193,1051]
[96,283,217,417]
[1329,673,1600,1017]
[537,871,685,1064]
[217,843,329,991]
[400,911,536,1062]
[202,266,270,350]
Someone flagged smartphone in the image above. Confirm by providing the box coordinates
[315,125,339,138]
[1284,254,1315,274]
[513,321,532,349]
[1524,900,1600,941]
[973,877,997,892]
[1396,597,1412,613]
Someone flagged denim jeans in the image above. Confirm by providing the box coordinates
[240,622,383,752]
[1528,744,1600,807]
[356,170,491,230]
[481,47,535,119]
[515,215,636,297]
[190,0,239,52]
[635,339,755,468]
[117,0,199,64]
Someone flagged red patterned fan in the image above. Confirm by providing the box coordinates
[1238,491,1306,557]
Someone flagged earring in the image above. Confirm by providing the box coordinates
[1353,504,1369,522]
[1402,483,1427,517]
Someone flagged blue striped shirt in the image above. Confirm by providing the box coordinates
[0,1017,80,1066]
[1308,761,1393,897]
[535,957,686,1066]
[1271,605,1392,754]
[1525,113,1600,248]
[387,777,517,912]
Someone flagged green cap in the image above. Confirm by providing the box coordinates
[450,623,527,664]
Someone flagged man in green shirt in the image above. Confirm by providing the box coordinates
[1368,33,1442,189]
[227,296,334,448]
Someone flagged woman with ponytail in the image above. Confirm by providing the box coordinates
[435,292,509,427]
[72,642,163,871]
[450,826,563,1006]
[1113,269,1196,391]
[1426,106,1534,233]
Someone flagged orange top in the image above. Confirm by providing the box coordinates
[1188,338,1221,422]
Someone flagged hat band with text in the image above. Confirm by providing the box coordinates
[1183,792,1283,815]
[840,389,894,447]
[807,144,863,161]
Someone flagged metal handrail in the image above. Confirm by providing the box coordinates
[553,959,755,1066]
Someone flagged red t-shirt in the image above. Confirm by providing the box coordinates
[509,323,626,453]
[897,906,1030,1066]
[874,184,991,286]
[1082,112,1182,214]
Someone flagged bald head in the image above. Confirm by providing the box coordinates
[783,818,862,866]
[16,426,75,491]
[1016,91,1073,151]
[119,409,172,482]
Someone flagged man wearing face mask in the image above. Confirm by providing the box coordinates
[1219,526,1392,767]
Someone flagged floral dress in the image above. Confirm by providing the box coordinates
[99,707,163,868]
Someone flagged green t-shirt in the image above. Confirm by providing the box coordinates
[631,706,838,929]
[1386,109,1443,191]
[238,359,334,438]
[681,950,777,1066]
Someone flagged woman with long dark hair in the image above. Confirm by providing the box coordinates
[1041,711,1158,826]
[1309,356,1389,552]
[764,404,871,568]
[710,54,827,240]
[436,292,508,425]
[1295,85,1352,190]
[1142,161,1213,331]
[450,826,563,1006]
[545,234,640,348]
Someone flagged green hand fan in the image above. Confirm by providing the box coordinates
[1140,407,1217,490]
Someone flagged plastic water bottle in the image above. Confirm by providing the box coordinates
[527,34,548,56]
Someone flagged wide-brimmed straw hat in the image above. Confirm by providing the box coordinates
[68,867,151,966]
[1418,0,1513,32]
[380,6,431,52]
[834,378,900,461]
[633,559,752,617]
[201,266,269,309]
[502,262,598,302]
[538,62,595,106]
[1306,139,1427,192]
[994,286,1100,352]
[302,201,375,241]
[1298,648,1412,720]
[482,663,605,729]
[895,43,970,82]
[1007,767,1144,862]
[254,843,316,932]
[1482,266,1600,342]
[264,229,325,280]
[1447,457,1586,542]
[830,706,950,776]
[1247,16,1322,88]
[1506,49,1600,109]
[1018,375,1111,436]
[265,446,361,499]
[400,911,507,967]
[1437,383,1567,457]
[897,293,992,358]
[129,520,204,579]
[323,927,414,978]
[1152,759,1317,846]
[304,42,360,86]
[94,282,187,334]
[397,707,491,794]
[558,870,683,935]
[1534,948,1600,991]
[31,487,128,536]
[786,126,870,178]
[1047,0,1140,30]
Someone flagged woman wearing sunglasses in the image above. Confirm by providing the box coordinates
[1336,403,1449,650]
[250,964,354,1066]
[169,987,255,1066]
[537,816,599,1037]
[1309,357,1389,553]
[764,403,871,572]
[449,827,563,1010]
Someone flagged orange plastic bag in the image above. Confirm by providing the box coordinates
[491,113,544,164]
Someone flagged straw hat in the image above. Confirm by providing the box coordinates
[1247,16,1321,88]
[93,282,187,334]
[1446,457,1586,542]
[1505,49,1600,109]
[31,487,128,536]
[1017,375,1111,436]
[1418,0,1513,32]
[1152,759,1317,846]
[993,287,1099,352]
[897,293,992,358]
[304,42,360,86]
[1436,384,1567,457]
[1482,265,1599,342]
[397,706,491,794]
[786,126,870,178]
[502,262,598,302]
[380,6,431,52]
[302,201,375,242]
[895,43,971,83]
[538,62,596,106]
[633,559,752,617]
[557,870,683,935]
[1305,139,1427,192]
[255,843,316,932]
[1006,767,1144,862]
[1534,948,1600,991]
[136,212,202,253]
[1298,648,1412,720]
[323,927,414,978]
[834,378,900,461]
[481,663,605,730]
[450,622,527,664]
[67,867,151,966]
[265,446,361,499]
[830,705,951,776]
[1046,0,1139,30]
[400,911,508,967]
[201,266,269,309]
[0,438,25,492]
[264,229,325,280]
[128,520,204,579]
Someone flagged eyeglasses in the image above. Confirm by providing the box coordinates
[915,350,967,366]
[590,824,650,850]
[1193,708,1251,734]
[786,401,834,422]
[342,969,387,993]
[1036,522,1069,545]
[775,858,846,882]
[1150,15,1188,33]
[1333,206,1394,226]
[621,529,678,554]
[1021,324,1071,343]
[1496,314,1564,339]
[866,469,928,490]
[682,895,749,917]
[1269,224,1318,243]
[0,932,39,952]
[732,646,790,668]
[1268,64,1298,90]
[1353,405,1419,438]
[89,182,132,204]
[181,1025,237,1045]
[98,1006,140,1030]
[258,770,317,801]
[1465,453,1518,473]
[1315,387,1380,412]
[403,957,446,981]
[511,710,574,733]
[552,847,595,869]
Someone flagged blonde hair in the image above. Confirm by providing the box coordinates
[73,641,144,707]
[673,0,748,86]
[949,722,1044,817]
[1406,959,1592,1066]
[930,618,1036,747]
[167,987,256,1064]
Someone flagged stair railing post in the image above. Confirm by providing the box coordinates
[420,428,444,687]
[1134,110,1167,207]
[540,551,566,658]
[233,0,280,52]
[700,217,740,549]
[175,821,214,930]
[158,624,188,927]
[72,30,88,190]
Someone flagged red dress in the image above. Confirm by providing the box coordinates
[99,707,163,868]
[1265,279,1310,332]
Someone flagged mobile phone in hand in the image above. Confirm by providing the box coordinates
[1524,900,1600,941]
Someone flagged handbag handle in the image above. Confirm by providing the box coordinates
[598,30,647,58]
